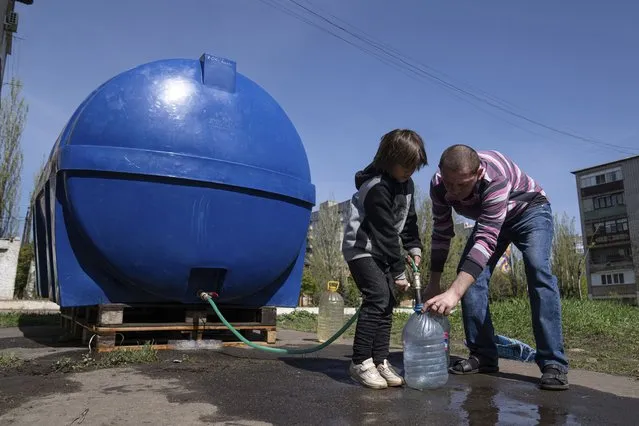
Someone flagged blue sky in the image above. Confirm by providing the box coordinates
[6,0,639,232]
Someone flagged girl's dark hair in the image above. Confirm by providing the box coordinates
[372,129,428,172]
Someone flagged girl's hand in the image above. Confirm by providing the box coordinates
[394,279,411,292]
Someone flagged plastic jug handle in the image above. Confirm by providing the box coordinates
[327,281,340,292]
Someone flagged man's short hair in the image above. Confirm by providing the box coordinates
[439,144,480,174]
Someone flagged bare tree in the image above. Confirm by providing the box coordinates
[0,78,28,238]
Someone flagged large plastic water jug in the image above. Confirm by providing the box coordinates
[433,314,451,367]
[402,311,449,390]
[317,281,345,343]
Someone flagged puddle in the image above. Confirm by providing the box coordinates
[451,385,582,425]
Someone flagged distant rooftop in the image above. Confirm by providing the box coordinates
[570,154,639,175]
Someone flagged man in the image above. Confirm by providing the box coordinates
[422,145,569,391]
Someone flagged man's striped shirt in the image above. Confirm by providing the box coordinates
[430,150,548,278]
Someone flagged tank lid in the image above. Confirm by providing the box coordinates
[200,53,236,93]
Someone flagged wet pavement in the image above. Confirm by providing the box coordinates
[0,327,637,425]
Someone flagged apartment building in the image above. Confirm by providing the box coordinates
[572,155,639,304]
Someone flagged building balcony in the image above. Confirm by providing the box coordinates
[583,205,628,222]
[589,258,635,273]
[591,284,637,298]
[587,231,630,246]
[580,180,624,197]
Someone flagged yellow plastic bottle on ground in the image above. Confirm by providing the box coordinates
[317,281,345,343]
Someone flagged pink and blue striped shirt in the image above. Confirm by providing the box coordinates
[430,150,548,278]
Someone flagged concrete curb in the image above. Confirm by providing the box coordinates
[0,301,415,316]
[276,307,414,315]
[0,300,60,313]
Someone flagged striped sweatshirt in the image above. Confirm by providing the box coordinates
[430,150,548,279]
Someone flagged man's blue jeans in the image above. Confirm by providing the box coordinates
[459,203,569,373]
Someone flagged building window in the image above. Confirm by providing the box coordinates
[580,167,623,188]
[592,217,629,235]
[583,198,594,212]
[593,193,624,209]
[618,217,628,231]
[606,170,621,182]
[599,273,627,285]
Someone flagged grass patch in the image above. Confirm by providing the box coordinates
[52,342,160,373]
[0,353,23,368]
[0,313,61,328]
[277,311,318,333]
[278,298,639,378]
[94,342,159,368]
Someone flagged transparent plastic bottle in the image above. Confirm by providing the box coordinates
[402,311,449,390]
[317,281,345,343]
[433,314,451,367]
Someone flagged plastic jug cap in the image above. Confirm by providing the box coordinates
[327,281,340,292]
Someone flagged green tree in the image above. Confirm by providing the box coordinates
[13,243,33,299]
[489,246,527,301]
[551,213,585,298]
[306,201,357,305]
[14,157,46,298]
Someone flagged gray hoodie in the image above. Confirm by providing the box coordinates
[341,163,422,280]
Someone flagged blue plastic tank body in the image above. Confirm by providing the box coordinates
[31,53,315,308]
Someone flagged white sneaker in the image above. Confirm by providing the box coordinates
[349,358,388,389]
[377,359,405,386]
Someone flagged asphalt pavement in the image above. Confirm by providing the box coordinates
[0,327,637,425]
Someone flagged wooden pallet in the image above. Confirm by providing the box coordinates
[59,303,277,352]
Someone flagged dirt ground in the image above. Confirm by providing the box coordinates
[0,326,637,425]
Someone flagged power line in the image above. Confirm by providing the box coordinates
[289,0,638,153]
[259,0,638,155]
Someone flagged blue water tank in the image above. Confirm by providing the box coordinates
[31,53,315,308]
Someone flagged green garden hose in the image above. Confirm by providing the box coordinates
[200,292,360,354]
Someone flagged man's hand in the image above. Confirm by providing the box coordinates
[395,279,411,292]
[423,288,460,316]
[422,271,475,316]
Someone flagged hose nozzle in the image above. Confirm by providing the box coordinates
[413,271,422,306]
[198,291,217,301]
[408,257,423,313]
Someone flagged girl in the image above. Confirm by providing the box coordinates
[341,129,428,389]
